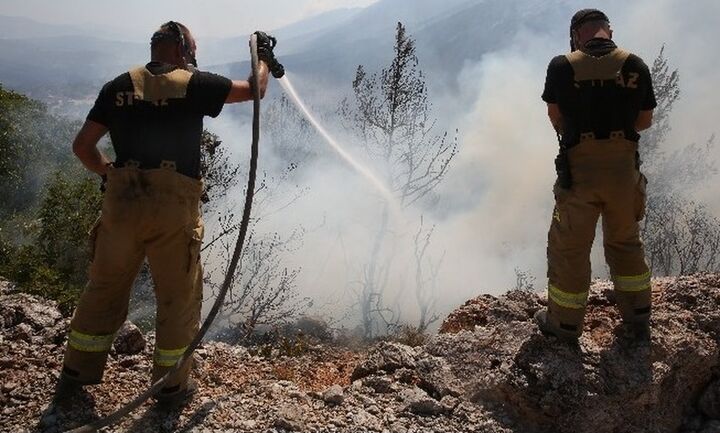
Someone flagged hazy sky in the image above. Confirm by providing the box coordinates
[0,0,380,40]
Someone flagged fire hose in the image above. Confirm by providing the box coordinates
[67,33,266,433]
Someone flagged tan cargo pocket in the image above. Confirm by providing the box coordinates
[186,225,204,273]
[87,216,102,262]
[635,173,648,221]
[552,183,572,232]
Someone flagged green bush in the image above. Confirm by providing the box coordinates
[0,83,78,217]
[0,83,101,313]
[0,84,236,320]
[37,171,103,281]
[0,171,102,314]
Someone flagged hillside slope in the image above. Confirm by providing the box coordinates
[1,275,719,432]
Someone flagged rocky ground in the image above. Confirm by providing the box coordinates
[2,274,720,433]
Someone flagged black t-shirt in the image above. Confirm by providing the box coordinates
[87,62,232,178]
[542,39,657,148]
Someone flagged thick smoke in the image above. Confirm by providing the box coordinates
[202,0,720,330]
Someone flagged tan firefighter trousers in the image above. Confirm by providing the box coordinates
[62,165,204,392]
[546,138,651,336]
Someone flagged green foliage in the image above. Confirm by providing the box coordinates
[0,82,101,313]
[0,83,79,217]
[0,171,102,314]
[37,171,103,279]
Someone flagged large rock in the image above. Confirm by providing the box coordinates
[427,274,720,433]
[322,384,344,405]
[415,355,463,398]
[0,291,63,331]
[113,321,146,355]
[351,341,417,381]
[273,404,306,431]
[400,387,444,416]
[440,289,540,334]
[0,287,67,344]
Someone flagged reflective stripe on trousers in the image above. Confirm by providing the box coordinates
[612,271,651,292]
[68,329,115,353]
[154,346,189,367]
[548,284,589,310]
[61,167,204,386]
[545,139,651,329]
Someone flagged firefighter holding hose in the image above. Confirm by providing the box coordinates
[535,9,656,342]
[55,22,282,405]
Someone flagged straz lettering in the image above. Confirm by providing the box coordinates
[115,92,169,107]
[616,72,640,89]
[115,91,136,107]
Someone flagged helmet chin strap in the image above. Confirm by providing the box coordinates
[184,45,198,69]
[184,53,198,71]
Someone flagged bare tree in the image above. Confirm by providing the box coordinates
[198,104,313,342]
[200,130,241,206]
[131,128,310,335]
[643,195,720,275]
[413,216,443,332]
[513,267,537,292]
[212,228,311,342]
[341,23,458,207]
[263,93,319,166]
[640,46,680,164]
[639,48,720,275]
[340,22,457,338]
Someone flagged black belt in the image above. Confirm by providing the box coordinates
[112,160,200,179]
[563,129,640,147]
[113,159,177,170]
[579,129,639,141]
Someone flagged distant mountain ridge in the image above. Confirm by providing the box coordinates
[0,0,583,112]
[214,0,578,90]
[0,15,85,39]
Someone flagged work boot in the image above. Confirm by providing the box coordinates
[154,378,198,408]
[38,373,89,428]
[53,373,86,405]
[621,319,651,342]
[534,308,581,343]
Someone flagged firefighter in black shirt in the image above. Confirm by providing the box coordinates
[58,21,278,403]
[535,9,657,342]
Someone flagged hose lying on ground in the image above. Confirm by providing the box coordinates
[66,34,263,433]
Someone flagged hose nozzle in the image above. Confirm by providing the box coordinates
[253,31,285,78]
[269,61,285,79]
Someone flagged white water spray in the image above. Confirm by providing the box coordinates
[278,75,400,211]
